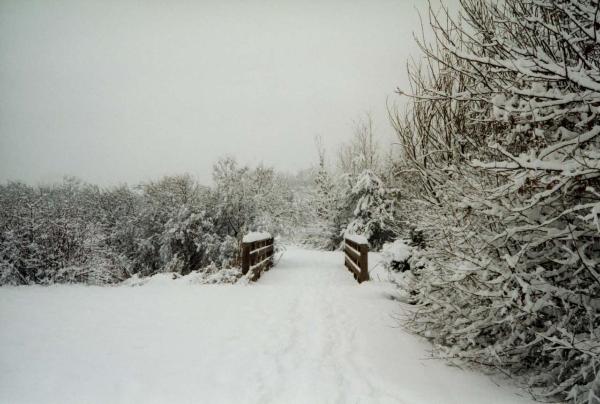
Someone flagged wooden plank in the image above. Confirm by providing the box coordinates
[345,255,361,278]
[250,244,273,256]
[345,238,357,250]
[344,243,360,260]
[250,255,271,272]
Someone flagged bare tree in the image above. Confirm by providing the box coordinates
[338,113,380,177]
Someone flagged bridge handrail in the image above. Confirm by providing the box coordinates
[241,233,274,281]
[343,236,369,283]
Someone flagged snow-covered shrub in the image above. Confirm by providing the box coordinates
[0,178,129,285]
[380,239,412,273]
[0,230,27,285]
[380,240,431,304]
[199,266,243,285]
[392,0,600,401]
[159,207,220,275]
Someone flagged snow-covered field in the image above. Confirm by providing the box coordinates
[0,246,533,404]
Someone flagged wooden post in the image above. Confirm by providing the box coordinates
[265,237,274,271]
[358,243,369,283]
[241,242,250,275]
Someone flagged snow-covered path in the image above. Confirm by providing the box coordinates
[0,246,533,404]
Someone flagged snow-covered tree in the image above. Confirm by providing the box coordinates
[345,170,396,250]
[338,113,381,177]
[392,0,600,401]
[305,138,348,250]
[209,157,296,239]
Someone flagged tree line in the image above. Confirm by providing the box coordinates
[0,159,299,285]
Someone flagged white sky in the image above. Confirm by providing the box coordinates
[0,0,458,186]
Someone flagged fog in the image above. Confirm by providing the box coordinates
[0,0,455,185]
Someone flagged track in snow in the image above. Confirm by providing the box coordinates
[0,246,533,404]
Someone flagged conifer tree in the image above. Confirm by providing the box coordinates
[345,169,396,250]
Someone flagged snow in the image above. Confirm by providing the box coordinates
[381,239,412,263]
[0,246,534,404]
[345,234,368,245]
[121,267,243,287]
[242,231,272,243]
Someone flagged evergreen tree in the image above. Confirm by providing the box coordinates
[310,146,347,250]
[345,170,396,250]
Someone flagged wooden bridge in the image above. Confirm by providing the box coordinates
[241,233,370,283]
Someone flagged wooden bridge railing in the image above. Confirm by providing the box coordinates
[344,235,369,283]
[241,232,275,281]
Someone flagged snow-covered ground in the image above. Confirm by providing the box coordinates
[0,246,533,404]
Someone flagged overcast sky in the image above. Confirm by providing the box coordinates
[0,0,457,186]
